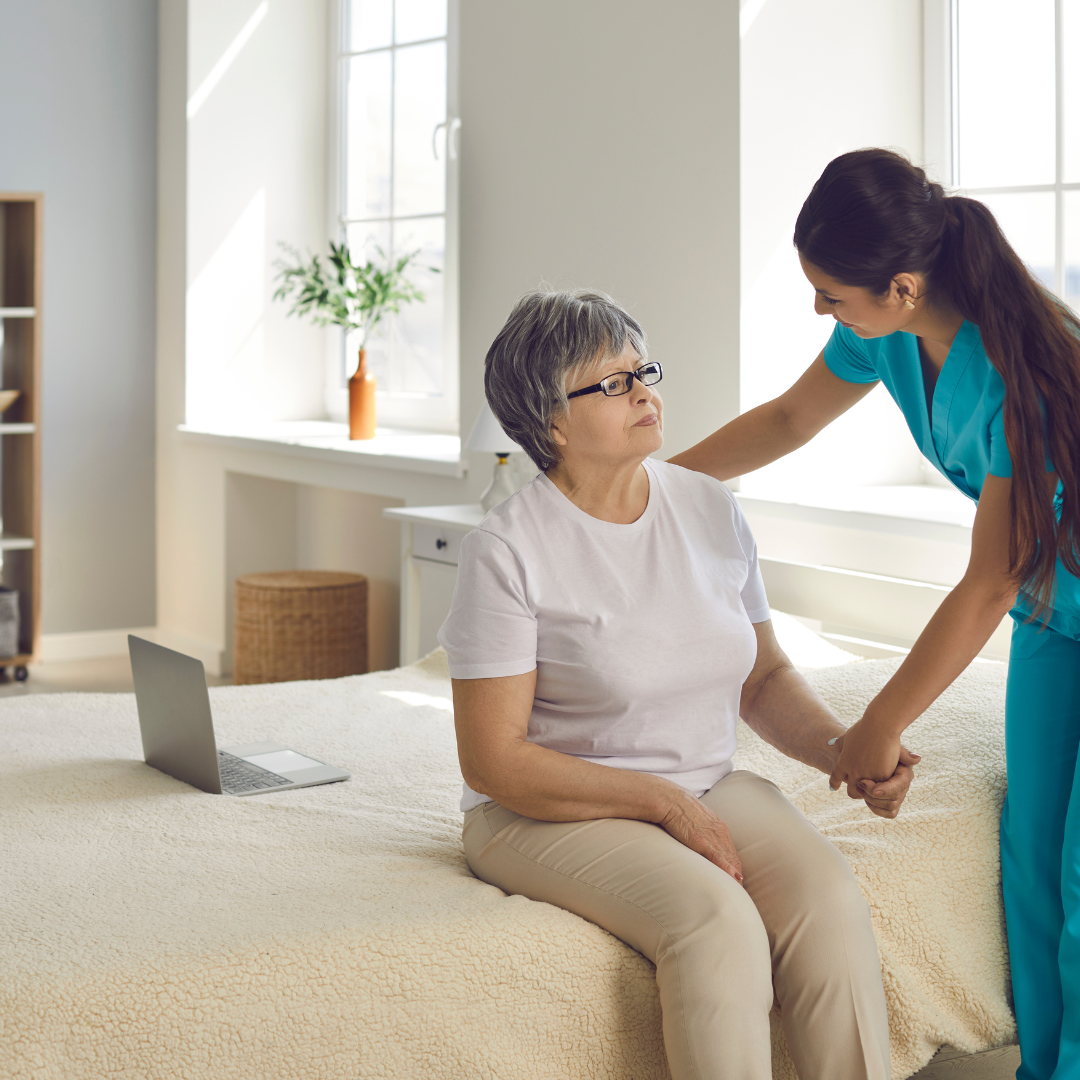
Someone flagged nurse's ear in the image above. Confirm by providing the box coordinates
[890,272,924,310]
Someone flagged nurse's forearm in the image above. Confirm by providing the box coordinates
[859,578,1017,738]
[668,399,808,481]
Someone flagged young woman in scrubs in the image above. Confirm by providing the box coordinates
[673,148,1080,1080]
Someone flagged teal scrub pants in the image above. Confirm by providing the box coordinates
[1002,617,1080,1080]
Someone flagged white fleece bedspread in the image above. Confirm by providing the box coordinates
[1,651,1014,1080]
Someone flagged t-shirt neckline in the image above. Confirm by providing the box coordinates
[536,458,660,533]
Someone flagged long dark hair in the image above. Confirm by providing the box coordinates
[794,148,1080,614]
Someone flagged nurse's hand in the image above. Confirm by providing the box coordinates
[829,718,905,803]
[829,732,921,819]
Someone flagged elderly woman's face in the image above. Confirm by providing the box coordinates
[553,342,663,464]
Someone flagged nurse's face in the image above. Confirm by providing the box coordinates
[799,255,921,338]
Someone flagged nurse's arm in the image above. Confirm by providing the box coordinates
[452,672,745,881]
[739,620,919,819]
[830,474,1020,796]
[668,353,877,482]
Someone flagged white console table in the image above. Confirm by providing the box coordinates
[383,504,485,665]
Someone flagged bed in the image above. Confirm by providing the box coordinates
[1,624,1017,1079]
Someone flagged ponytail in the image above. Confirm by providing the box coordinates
[795,149,1080,614]
[937,198,1080,611]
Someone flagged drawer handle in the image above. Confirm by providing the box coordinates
[436,538,448,550]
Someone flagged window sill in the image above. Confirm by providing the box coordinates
[735,483,976,541]
[176,421,463,477]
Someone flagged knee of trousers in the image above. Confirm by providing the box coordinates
[656,879,774,1001]
[770,851,877,956]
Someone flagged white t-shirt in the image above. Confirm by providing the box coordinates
[438,458,771,812]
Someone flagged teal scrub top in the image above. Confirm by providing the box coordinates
[822,319,1080,638]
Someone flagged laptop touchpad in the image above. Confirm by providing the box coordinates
[242,749,326,775]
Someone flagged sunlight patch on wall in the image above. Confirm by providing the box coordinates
[186,189,267,428]
[187,1,269,120]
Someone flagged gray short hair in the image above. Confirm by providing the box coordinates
[484,289,648,471]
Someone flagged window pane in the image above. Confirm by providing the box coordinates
[1065,191,1080,314]
[343,219,444,395]
[957,0,1056,188]
[349,0,392,52]
[346,52,392,220]
[344,222,393,383]
[976,191,1056,292]
[390,216,445,395]
[394,0,446,45]
[1065,0,1080,183]
[393,41,447,218]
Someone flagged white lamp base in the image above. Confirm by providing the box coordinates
[480,455,517,512]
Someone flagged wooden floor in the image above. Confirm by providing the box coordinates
[0,654,231,696]
[912,1045,1019,1078]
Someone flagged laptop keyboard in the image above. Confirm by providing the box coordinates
[218,751,292,793]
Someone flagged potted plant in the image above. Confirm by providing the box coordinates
[273,242,432,439]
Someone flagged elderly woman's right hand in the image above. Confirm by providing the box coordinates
[659,787,744,884]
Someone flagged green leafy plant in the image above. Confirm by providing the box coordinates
[272,241,434,345]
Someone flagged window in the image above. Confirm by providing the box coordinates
[334,0,459,432]
[928,0,1080,313]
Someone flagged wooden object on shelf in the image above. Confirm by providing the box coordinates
[0,193,42,675]
[233,570,368,685]
[348,347,376,440]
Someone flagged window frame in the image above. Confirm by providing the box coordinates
[924,0,1078,304]
[326,0,460,435]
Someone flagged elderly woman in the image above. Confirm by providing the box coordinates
[439,290,918,1080]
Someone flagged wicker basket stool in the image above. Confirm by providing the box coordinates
[234,571,368,685]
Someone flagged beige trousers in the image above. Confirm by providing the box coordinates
[463,769,890,1080]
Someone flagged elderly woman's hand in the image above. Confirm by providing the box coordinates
[659,786,743,883]
[829,730,921,819]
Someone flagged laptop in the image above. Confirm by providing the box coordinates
[128,635,351,796]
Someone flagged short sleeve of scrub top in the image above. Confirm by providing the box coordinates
[819,319,1079,637]
[822,324,881,385]
[988,406,1013,478]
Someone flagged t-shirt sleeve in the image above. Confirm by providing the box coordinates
[726,492,771,623]
[822,322,881,384]
[437,528,538,680]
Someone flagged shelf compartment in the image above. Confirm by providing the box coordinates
[0,533,34,550]
[0,195,41,663]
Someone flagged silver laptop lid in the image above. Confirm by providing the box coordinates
[129,635,222,794]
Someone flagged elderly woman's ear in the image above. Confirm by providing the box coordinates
[550,415,569,448]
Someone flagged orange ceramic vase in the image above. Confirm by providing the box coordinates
[349,348,377,440]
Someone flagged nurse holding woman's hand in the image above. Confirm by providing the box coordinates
[673,148,1080,1080]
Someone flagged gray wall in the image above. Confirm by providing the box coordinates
[0,0,158,633]
[458,0,742,461]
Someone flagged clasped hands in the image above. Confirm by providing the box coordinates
[828,717,920,820]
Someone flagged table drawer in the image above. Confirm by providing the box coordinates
[412,523,465,566]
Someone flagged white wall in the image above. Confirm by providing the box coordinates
[0,0,158,634]
[156,0,743,669]
[459,0,742,459]
[740,0,927,493]
[185,0,328,429]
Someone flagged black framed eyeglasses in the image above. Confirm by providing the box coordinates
[567,361,663,400]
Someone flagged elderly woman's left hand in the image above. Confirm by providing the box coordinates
[829,726,920,819]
